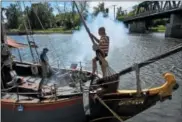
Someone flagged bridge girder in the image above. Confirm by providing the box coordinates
[135,1,181,15]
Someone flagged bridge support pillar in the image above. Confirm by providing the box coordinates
[129,21,146,33]
[165,14,182,38]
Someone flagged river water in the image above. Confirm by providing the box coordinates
[9,32,182,122]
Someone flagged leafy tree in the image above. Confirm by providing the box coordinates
[26,2,55,29]
[93,2,105,16]
[116,7,126,19]
[152,18,168,27]
[6,4,22,29]
[73,14,81,27]
[4,2,91,31]
[55,1,88,29]
[18,16,27,31]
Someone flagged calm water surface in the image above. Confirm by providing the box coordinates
[9,32,182,122]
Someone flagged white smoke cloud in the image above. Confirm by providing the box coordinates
[70,10,130,63]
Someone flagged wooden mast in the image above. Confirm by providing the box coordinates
[73,1,96,45]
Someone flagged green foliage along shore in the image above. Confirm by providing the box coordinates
[4,2,87,33]
[4,2,167,34]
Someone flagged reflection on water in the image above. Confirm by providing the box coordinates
[9,33,182,122]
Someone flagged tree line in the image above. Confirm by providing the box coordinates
[4,2,167,31]
[4,2,88,31]
[4,2,113,31]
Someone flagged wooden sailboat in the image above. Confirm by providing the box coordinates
[1,38,180,122]
[1,34,99,122]
[1,2,181,122]
[1,7,97,122]
[1,61,98,122]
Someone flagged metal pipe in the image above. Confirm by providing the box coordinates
[54,84,57,100]
[134,63,141,96]
[1,77,5,89]
[16,86,19,101]
[79,62,83,92]
[17,48,22,62]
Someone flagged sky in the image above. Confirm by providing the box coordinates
[89,1,139,12]
[1,1,140,15]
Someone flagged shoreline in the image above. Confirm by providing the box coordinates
[6,31,73,35]
[7,29,165,35]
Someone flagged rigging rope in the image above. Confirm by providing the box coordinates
[22,1,40,63]
[16,2,36,63]
[39,1,86,85]
[95,94,124,122]
[1,91,40,95]
[1,86,17,92]
[54,1,87,66]
[30,1,63,68]
[30,1,78,70]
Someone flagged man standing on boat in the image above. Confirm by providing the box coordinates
[40,48,50,78]
[91,27,110,77]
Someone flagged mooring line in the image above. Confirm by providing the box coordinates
[95,94,124,122]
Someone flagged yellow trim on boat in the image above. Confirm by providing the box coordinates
[117,72,176,96]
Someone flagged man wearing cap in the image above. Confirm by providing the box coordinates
[40,48,50,78]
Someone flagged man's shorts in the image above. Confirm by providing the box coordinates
[94,50,108,65]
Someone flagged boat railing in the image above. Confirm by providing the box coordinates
[133,63,142,96]
[2,63,180,101]
[90,62,143,95]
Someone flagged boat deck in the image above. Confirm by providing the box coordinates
[18,74,91,94]
[1,70,92,102]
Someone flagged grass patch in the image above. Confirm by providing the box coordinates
[33,27,72,33]
[150,25,166,32]
[8,27,73,34]
[8,29,20,32]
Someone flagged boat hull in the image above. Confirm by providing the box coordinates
[1,97,86,122]
[89,94,172,122]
